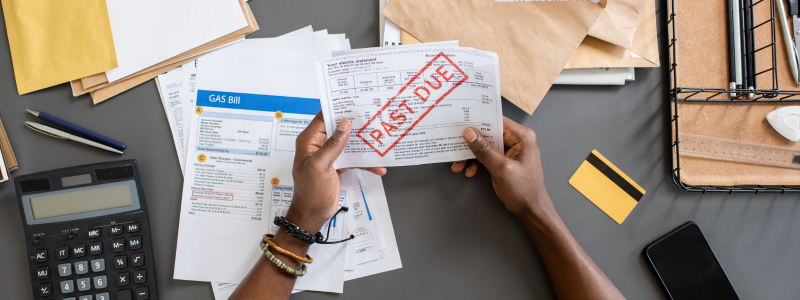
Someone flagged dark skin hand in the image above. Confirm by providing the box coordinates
[452,117,626,300]
[229,113,385,300]
[231,114,623,300]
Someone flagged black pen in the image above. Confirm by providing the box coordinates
[746,0,756,97]
[740,0,748,95]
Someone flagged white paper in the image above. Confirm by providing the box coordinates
[382,0,402,46]
[104,0,248,82]
[173,46,350,294]
[553,67,635,85]
[156,66,186,169]
[344,171,402,281]
[351,174,381,264]
[315,45,504,168]
[180,60,198,172]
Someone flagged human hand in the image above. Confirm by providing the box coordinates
[451,117,550,216]
[288,113,387,232]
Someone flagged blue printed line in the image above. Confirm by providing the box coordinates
[359,180,373,221]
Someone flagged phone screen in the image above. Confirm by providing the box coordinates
[646,222,739,300]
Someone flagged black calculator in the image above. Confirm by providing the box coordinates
[14,160,159,300]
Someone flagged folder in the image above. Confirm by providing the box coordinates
[1,0,117,95]
[69,0,259,103]
[383,0,605,114]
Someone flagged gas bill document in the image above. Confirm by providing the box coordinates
[315,45,503,168]
[174,90,349,290]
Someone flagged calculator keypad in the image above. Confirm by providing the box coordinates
[30,222,155,300]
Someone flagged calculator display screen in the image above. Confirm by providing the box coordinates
[29,182,134,220]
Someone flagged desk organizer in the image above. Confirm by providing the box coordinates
[668,0,800,193]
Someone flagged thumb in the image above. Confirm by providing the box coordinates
[313,118,352,165]
[463,127,507,174]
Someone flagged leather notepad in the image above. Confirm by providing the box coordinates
[0,117,19,177]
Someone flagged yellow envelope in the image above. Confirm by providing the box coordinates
[2,0,117,95]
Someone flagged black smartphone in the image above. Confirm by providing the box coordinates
[645,222,740,300]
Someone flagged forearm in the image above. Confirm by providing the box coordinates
[517,192,626,300]
[228,231,310,300]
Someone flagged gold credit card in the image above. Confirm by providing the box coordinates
[569,150,645,224]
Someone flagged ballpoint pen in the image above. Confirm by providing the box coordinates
[777,0,800,87]
[27,109,126,151]
[25,121,124,154]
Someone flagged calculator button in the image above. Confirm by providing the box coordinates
[60,280,74,294]
[75,261,89,274]
[110,225,124,235]
[63,233,76,240]
[126,223,140,233]
[111,239,126,252]
[88,228,102,238]
[57,246,70,260]
[36,266,50,279]
[133,270,146,284]
[89,242,103,255]
[64,297,77,300]
[116,272,130,286]
[33,237,42,245]
[135,287,150,300]
[116,289,132,300]
[131,253,145,267]
[114,255,127,269]
[128,236,142,250]
[73,244,87,258]
[38,283,53,296]
[58,263,73,277]
[93,275,108,289]
[96,292,110,300]
[90,259,105,272]
[33,249,48,262]
[79,295,93,300]
[76,277,91,292]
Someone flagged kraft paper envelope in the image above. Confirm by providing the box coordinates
[566,0,659,68]
[2,0,117,95]
[588,0,650,50]
[79,0,257,91]
[88,35,246,104]
[383,0,604,114]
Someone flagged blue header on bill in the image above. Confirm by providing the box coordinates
[196,90,321,115]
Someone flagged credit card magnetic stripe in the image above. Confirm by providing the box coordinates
[585,152,644,201]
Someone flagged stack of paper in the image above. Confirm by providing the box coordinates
[71,0,259,104]
[157,27,401,297]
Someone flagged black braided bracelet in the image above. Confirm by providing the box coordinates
[274,207,356,245]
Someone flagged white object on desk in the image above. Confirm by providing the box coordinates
[553,67,635,85]
[767,106,800,142]
[104,0,248,83]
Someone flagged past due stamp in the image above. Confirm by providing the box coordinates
[356,52,468,156]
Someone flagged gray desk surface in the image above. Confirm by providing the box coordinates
[2,1,799,299]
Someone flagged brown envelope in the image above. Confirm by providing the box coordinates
[0,117,18,173]
[88,35,245,104]
[74,0,258,96]
[566,0,659,68]
[383,0,604,114]
[588,0,650,50]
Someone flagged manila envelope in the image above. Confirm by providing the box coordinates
[565,0,659,68]
[77,0,258,92]
[2,0,117,95]
[588,0,651,51]
[383,0,605,114]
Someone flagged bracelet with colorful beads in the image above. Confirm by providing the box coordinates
[263,234,313,264]
[260,240,308,276]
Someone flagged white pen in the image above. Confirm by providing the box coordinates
[776,0,800,86]
[25,121,124,154]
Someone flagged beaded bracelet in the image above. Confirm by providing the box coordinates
[260,240,307,276]
[263,234,313,264]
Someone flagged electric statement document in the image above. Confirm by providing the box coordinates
[315,44,503,168]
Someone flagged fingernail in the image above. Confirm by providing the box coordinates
[463,128,478,142]
[337,118,351,130]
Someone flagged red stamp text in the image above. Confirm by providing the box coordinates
[356,52,468,156]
